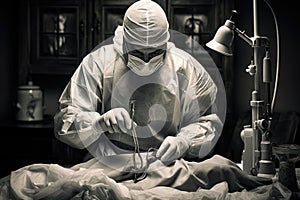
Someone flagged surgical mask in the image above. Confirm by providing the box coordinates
[127,53,164,76]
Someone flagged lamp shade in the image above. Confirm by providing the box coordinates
[206,20,235,56]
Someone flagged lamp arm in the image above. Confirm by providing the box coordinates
[233,27,253,46]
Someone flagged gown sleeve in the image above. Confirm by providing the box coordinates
[53,52,106,149]
[177,55,223,159]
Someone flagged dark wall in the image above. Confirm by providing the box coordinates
[233,0,300,116]
[0,2,18,121]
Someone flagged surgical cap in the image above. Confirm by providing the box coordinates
[123,0,170,48]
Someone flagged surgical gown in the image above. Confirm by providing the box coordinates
[54,26,223,160]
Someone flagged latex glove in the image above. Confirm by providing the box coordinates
[156,136,191,165]
[93,108,133,133]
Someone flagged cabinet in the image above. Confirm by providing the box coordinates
[18,0,88,78]
[0,117,87,177]
[30,1,86,68]
[0,118,55,177]
[19,0,115,80]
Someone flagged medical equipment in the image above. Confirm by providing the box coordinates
[130,100,144,182]
[206,0,280,178]
[129,100,158,182]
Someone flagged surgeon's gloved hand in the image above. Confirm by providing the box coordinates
[156,136,191,165]
[92,108,134,134]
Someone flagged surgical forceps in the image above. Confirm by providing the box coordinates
[129,100,158,182]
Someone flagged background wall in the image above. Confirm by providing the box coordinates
[233,0,300,116]
[0,1,18,121]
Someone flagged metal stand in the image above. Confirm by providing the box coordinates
[206,1,277,177]
[240,0,275,178]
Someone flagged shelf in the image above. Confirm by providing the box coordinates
[0,115,54,130]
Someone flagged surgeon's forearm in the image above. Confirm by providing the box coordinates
[180,126,214,159]
[177,114,223,159]
[54,109,103,149]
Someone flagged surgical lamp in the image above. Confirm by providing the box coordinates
[206,1,279,178]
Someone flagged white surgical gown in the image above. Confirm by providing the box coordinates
[54,26,223,160]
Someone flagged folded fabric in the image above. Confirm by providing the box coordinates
[0,154,290,200]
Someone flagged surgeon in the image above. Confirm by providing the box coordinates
[54,0,223,167]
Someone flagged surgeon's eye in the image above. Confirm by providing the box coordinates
[128,50,144,60]
[148,49,165,59]
[129,49,165,62]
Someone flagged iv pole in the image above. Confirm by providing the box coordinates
[206,0,276,177]
[231,0,276,177]
[247,0,275,177]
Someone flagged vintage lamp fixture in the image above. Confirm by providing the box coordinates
[206,1,278,178]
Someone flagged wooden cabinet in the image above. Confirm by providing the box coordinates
[30,0,87,72]
[0,118,87,177]
[0,118,54,177]
[18,0,89,78]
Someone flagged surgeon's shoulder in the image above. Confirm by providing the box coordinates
[166,42,202,70]
[167,42,190,59]
[81,44,118,71]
